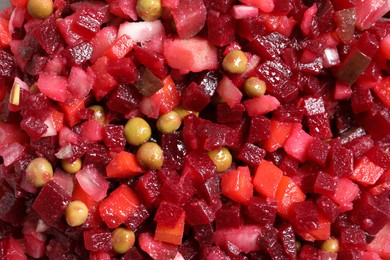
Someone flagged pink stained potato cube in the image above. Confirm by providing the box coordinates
[329,177,360,212]
[243,95,281,116]
[216,76,242,109]
[284,123,313,162]
[37,74,68,103]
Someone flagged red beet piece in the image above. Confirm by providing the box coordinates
[202,246,229,259]
[279,154,299,177]
[0,50,15,79]
[120,247,144,260]
[181,82,211,112]
[203,0,235,13]
[71,8,109,39]
[135,171,161,208]
[329,145,354,177]
[194,223,214,246]
[215,203,242,230]
[161,131,187,170]
[293,200,320,231]
[338,249,363,260]
[365,146,390,170]
[154,201,184,228]
[343,135,375,159]
[83,229,112,252]
[139,232,178,259]
[107,84,141,115]
[25,55,49,76]
[316,0,335,33]
[314,171,337,196]
[246,197,277,226]
[216,103,245,124]
[18,33,42,63]
[339,227,367,251]
[184,199,215,226]
[63,42,93,66]
[197,175,221,205]
[83,143,111,167]
[273,104,304,123]
[237,143,266,168]
[250,32,291,61]
[0,237,26,260]
[351,87,374,113]
[247,115,270,144]
[315,195,340,223]
[32,180,71,225]
[350,193,390,235]
[31,16,63,55]
[124,204,149,230]
[256,60,292,91]
[134,45,167,79]
[107,57,139,84]
[102,125,125,153]
[257,225,285,259]
[207,12,235,47]
[20,116,48,140]
[307,113,333,139]
[178,238,199,260]
[237,16,267,41]
[299,245,321,259]
[160,177,195,205]
[278,224,297,259]
[181,150,216,186]
[0,180,25,225]
[170,0,206,39]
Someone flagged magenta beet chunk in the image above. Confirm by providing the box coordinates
[185,199,215,226]
[72,8,108,39]
[161,131,187,170]
[343,135,374,159]
[279,155,299,177]
[237,16,267,41]
[83,143,111,167]
[31,16,63,55]
[250,32,291,61]
[335,101,354,134]
[216,103,245,124]
[340,127,367,145]
[203,0,235,13]
[329,145,353,177]
[1,237,26,260]
[258,225,285,259]
[0,50,15,79]
[32,180,71,225]
[20,116,48,139]
[337,249,363,260]
[181,82,211,112]
[197,176,221,205]
[107,58,139,84]
[215,203,242,230]
[351,87,374,113]
[220,241,243,258]
[194,224,214,246]
[202,246,229,259]
[274,105,304,123]
[237,143,266,168]
[307,113,333,139]
[181,150,216,186]
[273,0,292,14]
[160,177,195,205]
[362,107,390,141]
[339,227,367,251]
[178,238,200,260]
[120,247,144,260]
[63,42,93,66]
[0,181,25,225]
[134,45,167,79]
[103,125,125,153]
[356,32,379,59]
[314,171,337,196]
[124,204,149,230]
[30,136,59,164]
[316,195,340,223]
[139,232,178,259]
[246,197,277,226]
[18,33,42,63]
[296,164,320,193]
[270,81,299,104]
[107,84,141,115]
[247,115,270,144]
[299,245,320,259]
[293,200,320,230]
[135,171,161,208]
[365,147,390,170]
[256,60,291,91]
[83,229,112,252]
[207,12,235,47]
[25,55,49,76]
[316,0,335,33]
[350,193,390,235]
[154,201,184,228]
[20,92,50,119]
[278,224,297,259]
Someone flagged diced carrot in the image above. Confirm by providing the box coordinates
[154,212,185,245]
[253,160,283,199]
[275,176,306,219]
[11,0,28,8]
[0,19,11,48]
[263,119,293,152]
[221,166,253,205]
[296,215,331,242]
[350,156,384,186]
[106,151,144,178]
[105,34,133,59]
[58,98,85,127]
[159,75,181,114]
[50,109,64,132]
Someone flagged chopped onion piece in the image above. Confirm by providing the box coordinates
[323,47,340,68]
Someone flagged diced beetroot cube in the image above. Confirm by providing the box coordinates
[1,237,26,260]
[314,171,338,196]
[257,60,291,91]
[79,120,104,143]
[329,177,359,212]
[161,131,187,171]
[216,103,245,124]
[307,113,333,139]
[293,200,320,230]
[257,225,285,259]
[237,143,265,167]
[91,57,118,100]
[107,85,141,115]
[154,201,184,228]
[120,247,144,260]
[340,227,367,251]
[160,177,195,205]
[37,74,68,103]
[355,0,390,30]
[350,193,390,235]
[181,82,211,112]
[106,0,137,20]
[57,14,89,47]
[170,0,206,39]
[273,104,304,123]
[32,180,71,224]
[178,239,199,260]
[139,232,178,260]
[107,58,139,84]
[367,222,390,259]
[181,150,217,187]
[0,50,16,79]
[135,171,161,208]
[0,181,26,225]
[278,224,297,259]
[246,197,277,226]
[207,12,235,47]
[193,224,214,246]
[63,42,93,66]
[351,87,374,113]
[247,115,270,144]
[202,246,229,259]
[299,245,320,259]
[315,195,340,223]
[124,204,150,230]
[83,229,112,252]
[102,125,125,153]
[184,199,215,226]
[279,154,299,177]
[90,252,111,260]
[237,16,267,41]
[68,66,95,98]
[31,16,62,55]
[134,45,168,79]
[0,142,25,167]
[71,7,109,39]
[90,26,117,63]
[99,184,140,228]
[164,37,218,73]
[215,203,242,230]
[329,145,354,177]
[213,225,262,254]
[365,147,390,171]
[23,221,46,259]
[197,176,221,205]
[250,32,290,61]
[343,135,375,159]
[76,166,109,202]
[204,0,235,13]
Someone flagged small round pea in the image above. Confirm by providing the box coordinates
[156,111,182,134]
[136,142,163,170]
[208,147,232,173]
[173,106,199,119]
[89,105,106,125]
[136,0,163,21]
[65,200,89,227]
[321,238,339,253]
[124,117,152,146]
[25,158,53,188]
[222,50,248,74]
[243,77,267,97]
[27,0,54,19]
[61,158,82,174]
[112,227,136,254]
